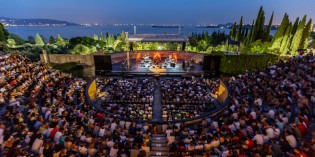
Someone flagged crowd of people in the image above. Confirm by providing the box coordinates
[0,54,155,156]
[98,78,155,120]
[160,78,218,121]
[164,53,315,157]
[0,52,314,157]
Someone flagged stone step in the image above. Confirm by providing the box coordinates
[152,134,166,137]
[152,147,169,151]
[152,143,167,147]
[151,140,167,144]
[152,137,167,140]
[150,151,169,156]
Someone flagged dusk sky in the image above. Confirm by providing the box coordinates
[0,0,314,25]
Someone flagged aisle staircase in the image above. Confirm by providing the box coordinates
[152,80,163,122]
[150,134,169,157]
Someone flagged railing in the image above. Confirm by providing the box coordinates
[85,79,231,125]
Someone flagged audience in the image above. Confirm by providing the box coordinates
[0,52,314,157]
[161,77,217,121]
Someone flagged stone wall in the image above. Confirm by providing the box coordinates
[40,53,95,77]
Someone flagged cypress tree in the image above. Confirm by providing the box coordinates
[229,22,237,40]
[247,20,255,46]
[265,11,274,42]
[258,10,265,40]
[279,22,292,54]
[93,34,99,40]
[35,33,45,46]
[300,18,312,49]
[0,26,5,42]
[244,28,249,39]
[290,15,306,53]
[271,13,289,50]
[0,23,8,41]
[251,6,263,42]
[236,16,243,41]
[285,17,300,51]
[291,17,300,35]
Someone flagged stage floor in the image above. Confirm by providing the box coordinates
[112,59,203,74]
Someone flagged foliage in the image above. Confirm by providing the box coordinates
[93,34,98,40]
[301,18,313,49]
[71,44,95,55]
[35,33,45,46]
[6,39,16,48]
[0,23,9,42]
[55,34,67,46]
[69,36,104,49]
[279,23,292,54]
[220,54,280,75]
[50,62,84,77]
[265,11,274,42]
[8,33,25,45]
[250,6,265,43]
[236,16,243,41]
[271,13,289,49]
[229,22,237,40]
[290,15,306,54]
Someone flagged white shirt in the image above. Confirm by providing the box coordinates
[79,146,88,155]
[252,134,264,145]
[107,140,115,148]
[99,128,105,137]
[286,135,297,148]
[109,147,118,157]
[266,128,275,139]
[210,139,220,148]
[167,136,175,145]
[31,138,43,153]
[165,129,173,137]
[110,123,117,131]
[250,111,257,120]
[54,131,63,143]
[268,110,275,119]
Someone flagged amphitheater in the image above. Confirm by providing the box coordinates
[0,50,314,157]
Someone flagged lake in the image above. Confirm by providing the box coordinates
[5,25,276,40]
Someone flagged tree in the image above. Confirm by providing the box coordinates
[0,23,9,41]
[246,20,255,46]
[55,34,66,46]
[229,22,237,40]
[49,35,55,44]
[8,33,25,45]
[71,44,90,55]
[236,16,243,41]
[189,34,198,47]
[290,15,306,53]
[197,40,208,51]
[35,33,45,46]
[106,35,115,47]
[100,33,107,42]
[279,23,292,54]
[265,11,274,42]
[291,17,300,35]
[27,36,35,44]
[0,27,6,42]
[251,6,265,43]
[7,39,16,48]
[300,18,312,49]
[93,34,99,40]
[270,13,289,50]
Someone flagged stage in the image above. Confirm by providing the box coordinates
[111,51,204,75]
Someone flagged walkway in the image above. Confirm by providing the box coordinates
[152,81,163,122]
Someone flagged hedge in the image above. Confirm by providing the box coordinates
[219,54,281,75]
[50,62,84,77]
